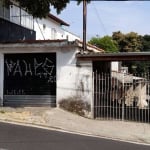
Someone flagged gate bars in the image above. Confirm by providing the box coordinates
[93,71,150,123]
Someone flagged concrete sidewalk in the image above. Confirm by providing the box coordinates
[0,107,150,145]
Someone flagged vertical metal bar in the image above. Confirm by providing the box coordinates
[122,73,125,121]
[91,72,94,119]
[95,71,98,118]
[113,77,115,120]
[110,73,112,120]
[132,83,134,121]
[107,73,109,120]
[99,73,101,119]
[104,73,107,119]
[101,73,104,119]
[116,73,118,120]
[144,74,146,123]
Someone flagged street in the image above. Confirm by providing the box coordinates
[0,122,149,150]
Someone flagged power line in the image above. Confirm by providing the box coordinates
[92,2,108,36]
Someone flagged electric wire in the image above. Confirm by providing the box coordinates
[92,2,108,36]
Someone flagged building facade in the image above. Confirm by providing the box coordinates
[0,40,103,107]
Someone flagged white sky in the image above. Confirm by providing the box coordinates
[51,0,150,41]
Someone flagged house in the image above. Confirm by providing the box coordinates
[0,1,80,42]
[9,2,80,41]
[0,40,104,107]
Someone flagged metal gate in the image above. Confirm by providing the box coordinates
[4,53,56,107]
[93,71,150,123]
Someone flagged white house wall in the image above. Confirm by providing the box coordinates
[57,49,93,104]
[34,17,80,41]
[34,17,63,40]
[63,29,80,42]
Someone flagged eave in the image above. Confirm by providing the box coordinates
[76,52,150,61]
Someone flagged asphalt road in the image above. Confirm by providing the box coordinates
[0,122,149,150]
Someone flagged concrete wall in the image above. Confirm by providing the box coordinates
[57,50,93,104]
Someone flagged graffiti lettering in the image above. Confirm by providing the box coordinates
[13,60,22,76]
[34,58,43,77]
[5,60,16,76]
[5,57,56,82]
[23,60,32,76]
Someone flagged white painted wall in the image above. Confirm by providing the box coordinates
[34,17,63,40]
[34,17,80,41]
[57,49,93,104]
[111,61,119,72]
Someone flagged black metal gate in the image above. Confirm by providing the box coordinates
[94,72,150,123]
[4,53,56,107]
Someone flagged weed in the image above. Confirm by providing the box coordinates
[59,96,90,117]
[0,110,5,114]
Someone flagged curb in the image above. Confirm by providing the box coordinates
[0,119,150,146]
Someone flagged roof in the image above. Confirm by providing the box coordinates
[0,39,104,53]
[48,13,69,26]
[76,52,150,61]
[76,40,104,53]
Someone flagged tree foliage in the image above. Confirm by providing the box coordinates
[89,32,150,74]
[88,36,119,53]
[4,0,90,18]
[112,31,142,52]
[141,35,150,52]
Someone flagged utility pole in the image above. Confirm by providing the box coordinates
[83,0,87,53]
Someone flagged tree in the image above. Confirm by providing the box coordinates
[112,31,149,74]
[141,35,150,52]
[112,31,142,52]
[88,36,119,53]
[4,0,90,18]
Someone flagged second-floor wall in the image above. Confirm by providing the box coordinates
[0,2,80,42]
[34,17,80,41]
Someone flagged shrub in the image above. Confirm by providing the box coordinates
[59,96,90,117]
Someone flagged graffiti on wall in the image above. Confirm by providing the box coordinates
[5,57,56,83]
[4,53,56,95]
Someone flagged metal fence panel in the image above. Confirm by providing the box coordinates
[93,71,150,123]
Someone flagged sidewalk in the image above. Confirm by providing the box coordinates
[0,107,150,145]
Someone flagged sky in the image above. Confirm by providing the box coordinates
[51,0,150,41]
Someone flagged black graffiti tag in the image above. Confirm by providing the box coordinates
[5,57,55,83]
